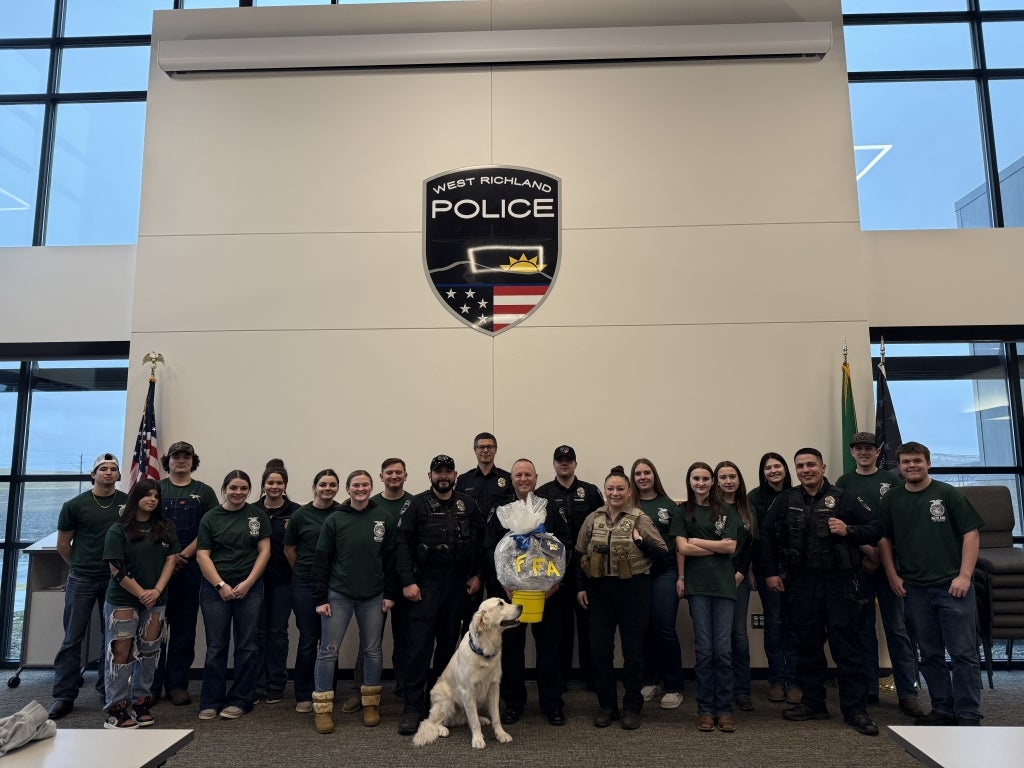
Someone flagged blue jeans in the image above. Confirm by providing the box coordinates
[644,569,684,693]
[256,579,293,696]
[53,570,108,702]
[860,569,919,699]
[732,577,752,697]
[314,591,385,693]
[904,582,982,721]
[760,584,798,687]
[103,602,165,711]
[688,594,734,716]
[198,579,264,712]
[291,576,321,702]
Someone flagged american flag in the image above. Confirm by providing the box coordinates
[437,284,549,334]
[128,377,160,490]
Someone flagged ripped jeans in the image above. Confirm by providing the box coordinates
[102,601,166,712]
[313,591,385,694]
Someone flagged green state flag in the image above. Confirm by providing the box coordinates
[841,361,858,474]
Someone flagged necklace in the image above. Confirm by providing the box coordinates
[92,492,117,509]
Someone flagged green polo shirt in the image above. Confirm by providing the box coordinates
[670,504,740,600]
[197,503,270,584]
[283,501,340,581]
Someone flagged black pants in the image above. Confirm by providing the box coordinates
[501,587,566,715]
[153,559,201,696]
[588,575,650,715]
[403,577,472,714]
[561,587,593,684]
[785,576,869,717]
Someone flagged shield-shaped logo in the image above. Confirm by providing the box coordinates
[424,166,560,335]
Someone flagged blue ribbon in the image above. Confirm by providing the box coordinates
[511,523,547,551]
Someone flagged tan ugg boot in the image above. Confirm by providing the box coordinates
[312,691,335,734]
[361,685,382,727]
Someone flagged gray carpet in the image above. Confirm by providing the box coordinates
[4,670,1023,767]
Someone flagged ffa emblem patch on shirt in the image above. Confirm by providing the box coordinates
[497,477,507,488]
[715,514,727,536]
[929,500,947,522]
[657,507,670,524]
[824,496,836,509]
[118,504,127,517]
[373,520,385,543]
[879,483,891,497]
[248,516,261,537]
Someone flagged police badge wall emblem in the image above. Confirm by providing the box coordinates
[424,166,561,335]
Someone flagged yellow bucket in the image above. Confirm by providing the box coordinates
[511,589,546,623]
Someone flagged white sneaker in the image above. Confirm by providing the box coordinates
[660,692,684,710]
[198,709,217,720]
[641,685,661,702]
[295,701,313,713]
[219,706,246,719]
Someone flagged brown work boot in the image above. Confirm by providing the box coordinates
[361,685,382,727]
[312,691,335,734]
[785,685,803,705]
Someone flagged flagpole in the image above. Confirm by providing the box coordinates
[128,353,165,490]
[841,338,858,474]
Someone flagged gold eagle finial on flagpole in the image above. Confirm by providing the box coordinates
[142,352,165,382]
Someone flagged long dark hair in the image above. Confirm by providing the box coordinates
[714,460,756,536]
[757,452,793,494]
[683,461,721,525]
[120,478,174,544]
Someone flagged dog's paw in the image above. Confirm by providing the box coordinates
[495,730,513,744]
[479,716,490,726]
[437,725,449,738]
[471,735,486,749]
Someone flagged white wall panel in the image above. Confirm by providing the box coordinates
[139,68,494,238]
[492,61,859,228]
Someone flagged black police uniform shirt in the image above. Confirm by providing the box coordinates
[455,465,514,520]
[396,489,485,587]
[536,476,604,539]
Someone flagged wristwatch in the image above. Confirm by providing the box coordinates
[215,581,226,591]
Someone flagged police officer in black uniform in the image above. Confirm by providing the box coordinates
[761,448,882,737]
[536,445,604,688]
[455,432,514,524]
[396,455,485,735]
[483,458,572,726]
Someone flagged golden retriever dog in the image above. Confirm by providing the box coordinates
[412,597,523,749]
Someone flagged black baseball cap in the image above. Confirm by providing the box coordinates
[553,445,576,462]
[430,454,456,472]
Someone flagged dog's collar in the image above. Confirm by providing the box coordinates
[468,632,495,659]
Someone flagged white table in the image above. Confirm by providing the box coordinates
[888,725,1024,768]
[2,728,194,768]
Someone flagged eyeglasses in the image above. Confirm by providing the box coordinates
[475,445,497,452]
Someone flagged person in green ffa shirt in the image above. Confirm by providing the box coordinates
[671,462,739,734]
[101,478,179,729]
[837,431,923,718]
[195,470,270,720]
[341,458,415,715]
[630,457,685,711]
[283,468,342,713]
[310,470,397,734]
[49,453,129,720]
[879,441,984,726]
